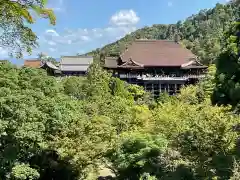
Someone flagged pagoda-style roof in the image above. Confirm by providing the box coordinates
[105,40,207,69]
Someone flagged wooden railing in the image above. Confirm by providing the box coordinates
[118,74,205,80]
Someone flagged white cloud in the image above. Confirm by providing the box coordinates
[0,47,8,56]
[95,33,103,38]
[167,1,173,7]
[50,26,135,45]
[49,48,57,52]
[47,41,57,46]
[80,36,90,41]
[45,29,59,37]
[110,9,140,26]
[3,9,140,59]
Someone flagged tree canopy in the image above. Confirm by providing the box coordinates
[0,57,240,179]
[0,0,56,58]
[212,20,240,112]
[2,1,240,180]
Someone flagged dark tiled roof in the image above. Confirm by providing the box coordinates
[120,40,197,67]
[24,60,42,68]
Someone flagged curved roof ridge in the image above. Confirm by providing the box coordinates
[61,55,93,58]
[135,39,175,42]
[131,59,144,67]
[120,58,144,67]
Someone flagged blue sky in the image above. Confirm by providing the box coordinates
[0,0,229,64]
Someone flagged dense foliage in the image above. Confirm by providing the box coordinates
[88,0,239,65]
[213,20,240,112]
[1,57,240,179]
[0,61,155,179]
[2,1,240,180]
[0,0,56,58]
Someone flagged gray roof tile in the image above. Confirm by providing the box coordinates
[60,56,93,72]
[61,56,93,65]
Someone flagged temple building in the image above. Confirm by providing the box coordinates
[23,60,59,75]
[104,40,207,97]
[23,56,93,76]
[60,56,93,76]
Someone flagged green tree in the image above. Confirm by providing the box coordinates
[10,164,40,180]
[0,63,85,179]
[105,132,168,179]
[62,76,86,99]
[85,61,112,98]
[212,21,240,111]
[198,64,216,99]
[0,0,56,58]
[38,53,59,65]
[0,61,160,179]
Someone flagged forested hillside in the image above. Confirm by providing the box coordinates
[2,1,240,180]
[88,0,239,65]
[2,30,240,178]
[0,19,240,179]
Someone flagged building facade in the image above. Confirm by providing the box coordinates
[24,56,93,76]
[104,40,207,97]
[60,56,93,76]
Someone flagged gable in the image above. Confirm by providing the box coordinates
[120,58,143,67]
[181,59,207,69]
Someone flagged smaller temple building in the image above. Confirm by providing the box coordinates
[23,56,93,76]
[23,60,59,75]
[104,40,207,97]
[60,56,93,76]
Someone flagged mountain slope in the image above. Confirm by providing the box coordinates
[88,0,240,65]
